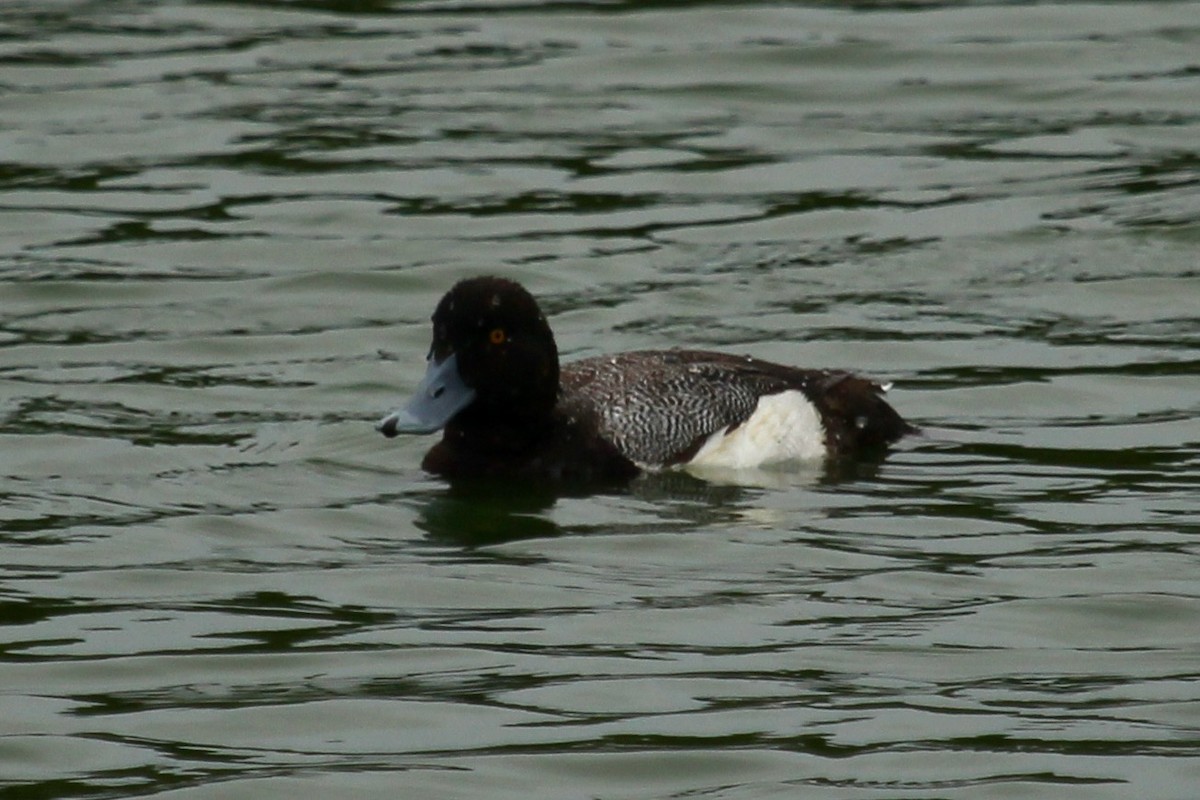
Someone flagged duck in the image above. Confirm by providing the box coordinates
[378,276,914,483]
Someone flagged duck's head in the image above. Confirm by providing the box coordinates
[378,276,560,438]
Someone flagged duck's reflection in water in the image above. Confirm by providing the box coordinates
[411,452,893,548]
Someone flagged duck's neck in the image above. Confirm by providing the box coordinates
[443,404,556,456]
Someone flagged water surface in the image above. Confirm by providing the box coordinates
[2,1,1198,798]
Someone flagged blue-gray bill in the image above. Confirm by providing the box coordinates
[377,353,476,437]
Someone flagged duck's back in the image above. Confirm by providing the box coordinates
[559,350,910,469]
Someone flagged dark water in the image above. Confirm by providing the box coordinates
[2,1,1199,798]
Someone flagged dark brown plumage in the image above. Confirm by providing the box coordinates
[380,276,913,483]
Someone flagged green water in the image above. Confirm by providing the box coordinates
[2,1,1198,798]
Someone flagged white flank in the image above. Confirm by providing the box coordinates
[687,390,826,468]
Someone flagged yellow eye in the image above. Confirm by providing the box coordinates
[489,328,506,345]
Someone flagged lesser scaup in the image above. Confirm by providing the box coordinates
[379,276,913,482]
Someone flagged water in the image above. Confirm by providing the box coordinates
[2,1,1199,797]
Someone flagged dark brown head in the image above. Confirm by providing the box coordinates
[378,277,560,438]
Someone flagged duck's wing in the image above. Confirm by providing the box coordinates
[560,350,892,468]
